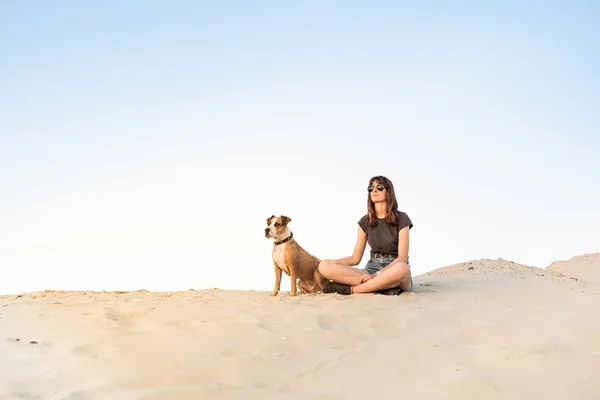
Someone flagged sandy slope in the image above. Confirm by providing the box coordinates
[546,253,600,284]
[1,256,599,400]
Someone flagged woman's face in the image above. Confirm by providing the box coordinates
[368,180,387,203]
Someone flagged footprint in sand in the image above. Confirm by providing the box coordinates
[316,315,351,332]
[252,381,285,390]
[103,307,145,328]
[6,392,41,400]
[72,342,114,359]
[257,321,276,333]
[59,390,97,400]
[260,351,291,361]
[331,340,368,352]
[296,350,357,378]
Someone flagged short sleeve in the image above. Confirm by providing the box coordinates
[397,212,413,231]
[358,215,369,233]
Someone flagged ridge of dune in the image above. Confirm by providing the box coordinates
[546,253,600,284]
[419,258,557,280]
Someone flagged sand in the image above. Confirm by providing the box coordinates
[1,254,599,400]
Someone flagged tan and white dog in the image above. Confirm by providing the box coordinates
[264,215,325,296]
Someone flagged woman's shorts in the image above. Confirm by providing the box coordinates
[363,257,413,291]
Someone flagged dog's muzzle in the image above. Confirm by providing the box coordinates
[265,228,271,238]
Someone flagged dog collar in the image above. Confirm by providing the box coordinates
[274,232,293,246]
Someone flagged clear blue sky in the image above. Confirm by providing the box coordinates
[1,1,599,294]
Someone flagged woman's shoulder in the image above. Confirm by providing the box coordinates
[396,210,411,218]
[396,210,413,229]
[357,214,369,231]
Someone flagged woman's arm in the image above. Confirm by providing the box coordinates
[335,226,367,266]
[396,226,410,263]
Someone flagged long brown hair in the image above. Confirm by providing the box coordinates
[367,175,400,227]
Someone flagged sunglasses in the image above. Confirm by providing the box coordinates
[368,184,386,192]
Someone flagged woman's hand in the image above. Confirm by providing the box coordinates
[360,271,382,283]
[359,272,378,283]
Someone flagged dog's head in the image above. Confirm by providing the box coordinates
[265,215,292,239]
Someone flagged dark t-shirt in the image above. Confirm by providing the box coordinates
[358,212,413,257]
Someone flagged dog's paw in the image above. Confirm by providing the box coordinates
[269,291,279,297]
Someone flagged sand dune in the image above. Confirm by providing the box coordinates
[1,256,599,399]
[546,253,600,284]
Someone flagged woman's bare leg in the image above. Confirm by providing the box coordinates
[318,260,369,286]
[352,261,412,294]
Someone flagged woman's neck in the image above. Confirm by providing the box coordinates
[374,202,387,218]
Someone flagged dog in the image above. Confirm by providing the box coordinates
[264,215,325,296]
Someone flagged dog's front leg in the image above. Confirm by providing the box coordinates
[289,264,297,296]
[270,260,282,296]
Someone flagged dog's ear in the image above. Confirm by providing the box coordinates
[281,215,291,225]
[266,215,275,225]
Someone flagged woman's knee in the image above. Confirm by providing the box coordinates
[388,261,411,281]
[318,260,333,276]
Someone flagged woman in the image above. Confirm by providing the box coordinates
[318,175,413,295]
